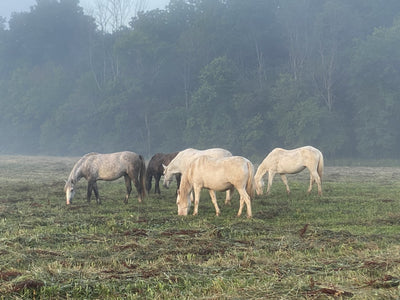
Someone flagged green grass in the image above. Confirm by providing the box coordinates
[0,156,400,299]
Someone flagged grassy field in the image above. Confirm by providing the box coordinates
[0,155,399,299]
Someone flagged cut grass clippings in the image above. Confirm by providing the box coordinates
[0,156,399,299]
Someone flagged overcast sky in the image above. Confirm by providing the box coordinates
[0,0,170,20]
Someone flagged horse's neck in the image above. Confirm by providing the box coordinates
[69,163,85,183]
[169,158,185,173]
[181,177,192,195]
[255,161,270,179]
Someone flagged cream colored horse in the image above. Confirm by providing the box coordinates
[177,155,254,218]
[254,146,324,196]
[163,148,233,203]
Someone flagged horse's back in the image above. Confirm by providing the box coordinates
[268,146,321,160]
[148,153,164,170]
[261,146,321,173]
[298,146,323,164]
[98,151,144,171]
[170,147,232,173]
[190,155,252,182]
[148,152,179,173]
[300,146,322,156]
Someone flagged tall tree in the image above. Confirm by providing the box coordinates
[351,17,400,158]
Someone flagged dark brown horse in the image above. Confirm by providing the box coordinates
[146,152,181,194]
[64,151,146,205]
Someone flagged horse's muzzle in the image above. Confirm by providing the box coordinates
[163,180,171,188]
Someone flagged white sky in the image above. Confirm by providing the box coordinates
[0,0,170,20]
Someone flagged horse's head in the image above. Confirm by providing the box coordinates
[162,164,174,188]
[255,177,264,195]
[176,189,191,216]
[64,179,76,205]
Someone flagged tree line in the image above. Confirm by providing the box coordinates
[1,0,400,160]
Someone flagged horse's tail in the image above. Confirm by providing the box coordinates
[246,161,255,199]
[145,165,152,193]
[317,151,324,184]
[138,155,147,200]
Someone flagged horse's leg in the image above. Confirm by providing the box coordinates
[190,191,194,203]
[280,174,290,195]
[130,171,143,203]
[307,172,314,194]
[236,188,252,218]
[92,182,101,204]
[309,169,322,195]
[124,175,132,203]
[145,173,152,194]
[176,173,181,189]
[175,174,181,196]
[224,189,231,205]
[87,181,94,203]
[208,190,220,216]
[237,187,252,218]
[193,186,202,216]
[154,173,161,194]
[267,171,276,195]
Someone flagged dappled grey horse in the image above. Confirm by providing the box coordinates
[64,151,146,205]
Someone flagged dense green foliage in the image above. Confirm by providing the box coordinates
[1,0,400,159]
[0,156,400,298]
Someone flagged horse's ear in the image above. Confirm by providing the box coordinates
[162,164,167,170]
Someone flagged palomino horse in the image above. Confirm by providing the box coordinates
[163,148,233,204]
[146,152,181,194]
[64,151,146,205]
[254,146,324,196]
[177,155,254,218]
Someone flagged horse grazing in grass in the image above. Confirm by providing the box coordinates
[146,152,180,194]
[163,148,233,204]
[64,151,146,205]
[254,146,324,196]
[177,155,254,218]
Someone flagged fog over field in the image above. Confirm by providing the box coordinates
[0,1,399,161]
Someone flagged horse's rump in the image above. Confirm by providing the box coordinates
[245,161,255,199]
[136,154,147,200]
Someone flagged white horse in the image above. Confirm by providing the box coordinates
[177,155,254,218]
[163,148,233,204]
[254,146,324,196]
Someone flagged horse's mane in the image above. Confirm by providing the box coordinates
[67,152,98,183]
[83,152,99,158]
